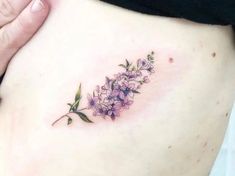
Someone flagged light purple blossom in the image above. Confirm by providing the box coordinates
[119,81,135,99]
[123,71,137,80]
[120,98,133,109]
[137,58,154,73]
[137,59,150,69]
[143,76,150,83]
[147,65,155,74]
[87,94,99,109]
[107,102,121,120]
[93,104,106,117]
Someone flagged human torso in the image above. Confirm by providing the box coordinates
[0,1,235,176]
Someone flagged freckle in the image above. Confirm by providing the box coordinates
[212,52,216,58]
[216,101,220,105]
[168,145,172,149]
[203,142,208,147]
[169,57,174,63]
[226,112,229,117]
[197,159,201,163]
[211,148,215,152]
[196,135,200,139]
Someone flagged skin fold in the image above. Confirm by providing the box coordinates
[0,1,235,176]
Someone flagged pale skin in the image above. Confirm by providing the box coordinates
[0,1,235,176]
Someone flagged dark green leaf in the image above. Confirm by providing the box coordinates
[126,59,130,67]
[75,83,82,102]
[132,90,140,94]
[67,103,73,107]
[67,117,73,125]
[74,112,93,123]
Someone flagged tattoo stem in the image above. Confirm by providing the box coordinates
[78,107,88,111]
[52,113,72,126]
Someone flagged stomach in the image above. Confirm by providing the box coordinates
[0,1,235,176]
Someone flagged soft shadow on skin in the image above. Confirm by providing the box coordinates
[48,0,61,9]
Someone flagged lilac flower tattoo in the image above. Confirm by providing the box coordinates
[52,51,155,126]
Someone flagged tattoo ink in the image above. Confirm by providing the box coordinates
[52,51,156,126]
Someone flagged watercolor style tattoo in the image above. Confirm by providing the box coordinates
[52,51,155,126]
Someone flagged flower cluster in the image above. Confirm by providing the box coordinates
[87,52,155,120]
[52,52,155,126]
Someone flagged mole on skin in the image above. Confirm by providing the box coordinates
[169,57,174,63]
[212,52,216,58]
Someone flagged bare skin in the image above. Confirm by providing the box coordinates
[0,1,235,176]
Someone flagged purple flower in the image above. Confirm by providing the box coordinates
[107,102,121,120]
[137,59,151,69]
[87,94,99,109]
[123,71,137,80]
[136,70,142,77]
[95,85,100,93]
[119,81,135,99]
[114,73,124,81]
[147,65,155,73]
[93,105,106,117]
[143,76,150,83]
[137,59,155,74]
[120,98,133,109]
[103,88,120,103]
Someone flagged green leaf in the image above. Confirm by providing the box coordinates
[67,117,73,125]
[125,59,130,67]
[118,64,126,69]
[68,103,75,112]
[74,112,93,123]
[131,66,136,71]
[132,90,140,94]
[75,83,82,102]
[71,97,82,111]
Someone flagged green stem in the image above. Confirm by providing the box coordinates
[51,113,72,126]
